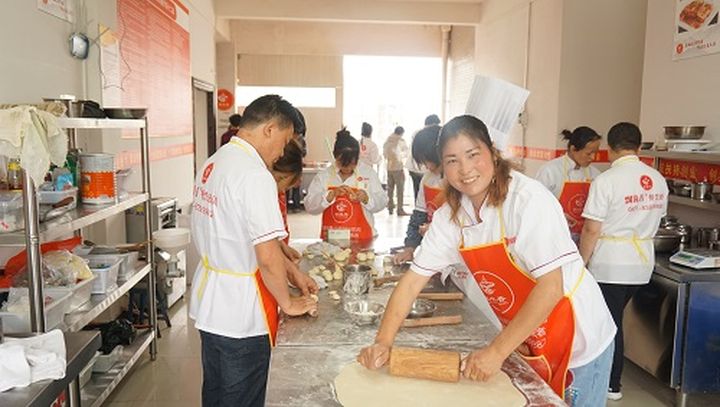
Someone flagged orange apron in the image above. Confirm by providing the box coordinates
[279,191,289,244]
[320,171,373,244]
[459,209,585,398]
[423,183,445,223]
[558,160,591,235]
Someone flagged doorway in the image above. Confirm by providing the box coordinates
[192,78,217,175]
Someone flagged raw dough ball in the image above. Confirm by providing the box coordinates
[331,292,341,301]
[357,253,367,262]
[310,294,319,302]
[322,270,334,282]
[334,253,348,262]
[333,270,343,280]
[366,252,375,260]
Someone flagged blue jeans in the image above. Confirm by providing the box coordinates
[565,341,614,407]
[200,331,271,407]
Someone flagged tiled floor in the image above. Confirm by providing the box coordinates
[105,207,719,406]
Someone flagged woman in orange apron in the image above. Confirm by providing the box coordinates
[359,116,616,407]
[271,138,305,259]
[393,124,445,264]
[305,129,388,246]
[536,127,601,241]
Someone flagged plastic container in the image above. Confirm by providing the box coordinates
[84,252,138,283]
[93,345,123,373]
[45,276,96,313]
[79,351,99,388]
[0,191,24,233]
[0,290,72,334]
[87,258,121,294]
[79,153,116,205]
[38,187,78,205]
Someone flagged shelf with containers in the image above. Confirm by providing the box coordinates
[0,116,158,406]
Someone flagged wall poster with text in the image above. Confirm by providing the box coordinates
[674,0,720,60]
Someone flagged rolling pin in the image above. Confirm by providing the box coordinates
[389,347,460,382]
[417,292,465,301]
[402,315,462,328]
[373,274,402,287]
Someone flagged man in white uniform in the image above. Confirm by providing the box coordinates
[580,122,668,401]
[189,95,317,407]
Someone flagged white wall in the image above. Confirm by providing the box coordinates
[639,0,720,144]
[447,25,475,118]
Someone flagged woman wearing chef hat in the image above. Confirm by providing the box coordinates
[359,115,616,406]
[536,127,602,241]
[579,122,668,401]
[305,129,388,245]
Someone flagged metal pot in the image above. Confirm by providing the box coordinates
[654,229,681,253]
[691,181,712,201]
[660,215,679,229]
[697,227,720,249]
[663,126,706,140]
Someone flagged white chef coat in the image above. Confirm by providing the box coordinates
[404,131,426,174]
[535,154,601,198]
[188,137,287,339]
[411,170,616,368]
[359,137,381,167]
[414,171,443,212]
[304,162,388,236]
[582,155,668,284]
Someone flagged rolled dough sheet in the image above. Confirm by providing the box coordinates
[334,362,526,407]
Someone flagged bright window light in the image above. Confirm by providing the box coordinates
[235,86,336,108]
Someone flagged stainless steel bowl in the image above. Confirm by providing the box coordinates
[640,142,654,150]
[664,126,706,140]
[344,300,385,325]
[407,298,437,319]
[654,229,681,253]
[104,108,147,119]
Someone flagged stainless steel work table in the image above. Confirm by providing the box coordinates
[267,239,563,406]
[0,331,101,407]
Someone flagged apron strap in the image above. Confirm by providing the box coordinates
[599,235,652,264]
[196,255,255,300]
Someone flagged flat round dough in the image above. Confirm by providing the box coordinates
[334,362,526,407]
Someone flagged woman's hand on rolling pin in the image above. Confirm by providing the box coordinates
[461,346,505,382]
[357,343,390,369]
[393,247,414,265]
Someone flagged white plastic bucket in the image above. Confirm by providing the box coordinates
[79,153,116,205]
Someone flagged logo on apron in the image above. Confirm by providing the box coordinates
[331,197,354,223]
[567,193,587,217]
[201,163,214,184]
[473,271,515,314]
[640,175,653,190]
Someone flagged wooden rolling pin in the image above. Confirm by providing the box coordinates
[402,315,462,328]
[373,274,402,287]
[389,347,460,382]
[417,292,465,301]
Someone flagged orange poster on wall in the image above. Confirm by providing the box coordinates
[110,0,191,138]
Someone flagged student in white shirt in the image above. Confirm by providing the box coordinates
[536,127,602,240]
[189,95,318,407]
[393,124,444,264]
[383,125,410,216]
[579,122,668,401]
[305,129,388,244]
[359,122,381,169]
[358,115,616,407]
[406,114,441,200]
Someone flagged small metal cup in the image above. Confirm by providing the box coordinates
[343,264,372,296]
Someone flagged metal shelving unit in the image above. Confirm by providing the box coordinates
[668,195,720,212]
[3,117,158,406]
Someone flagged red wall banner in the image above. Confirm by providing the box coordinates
[658,158,720,186]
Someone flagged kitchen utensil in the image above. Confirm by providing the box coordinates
[407,298,437,318]
[343,300,384,325]
[691,181,712,201]
[373,274,402,287]
[402,315,463,328]
[640,142,654,150]
[417,292,465,301]
[697,227,720,249]
[342,264,372,296]
[664,126,706,140]
[676,224,693,245]
[674,183,692,197]
[389,347,460,382]
[104,108,147,119]
[654,229,681,253]
[666,139,712,151]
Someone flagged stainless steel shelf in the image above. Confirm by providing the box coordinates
[64,263,151,332]
[640,150,720,165]
[0,193,149,244]
[80,329,155,407]
[668,195,720,212]
[56,117,146,129]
